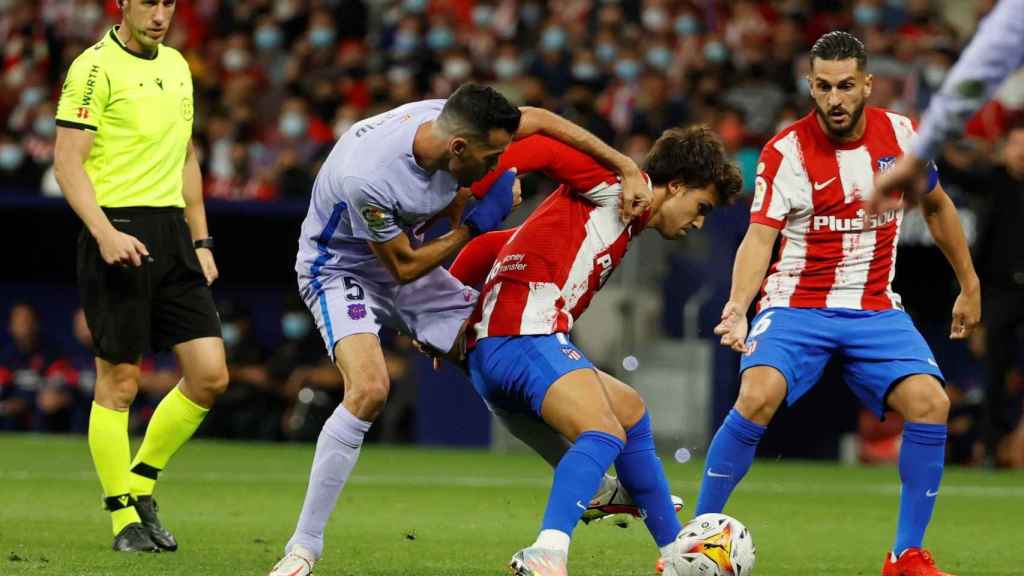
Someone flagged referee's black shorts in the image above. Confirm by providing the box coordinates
[77,207,221,364]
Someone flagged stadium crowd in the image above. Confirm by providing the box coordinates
[2,0,1023,466]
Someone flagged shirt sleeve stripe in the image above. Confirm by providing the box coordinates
[56,119,98,132]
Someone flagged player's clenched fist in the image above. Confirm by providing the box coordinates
[97,229,149,267]
[714,301,749,353]
[619,168,652,223]
[949,286,981,340]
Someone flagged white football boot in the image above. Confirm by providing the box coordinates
[508,547,568,576]
[581,476,685,526]
[268,545,316,576]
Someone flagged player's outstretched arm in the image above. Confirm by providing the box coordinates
[714,223,779,353]
[919,184,981,339]
[182,140,218,285]
[55,127,150,267]
[875,0,1024,203]
[516,106,649,222]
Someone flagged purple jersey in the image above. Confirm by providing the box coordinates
[913,0,1024,160]
[295,100,459,284]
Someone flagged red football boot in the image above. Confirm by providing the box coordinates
[882,548,956,576]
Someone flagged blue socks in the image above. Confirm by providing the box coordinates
[695,408,766,515]
[541,431,624,537]
[615,412,683,547]
[893,422,947,557]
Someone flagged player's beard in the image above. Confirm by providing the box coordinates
[815,99,866,140]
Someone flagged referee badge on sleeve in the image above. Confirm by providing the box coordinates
[181,97,194,121]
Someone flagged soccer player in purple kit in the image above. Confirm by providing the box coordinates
[269,83,654,576]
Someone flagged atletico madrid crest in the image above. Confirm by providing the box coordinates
[561,347,582,361]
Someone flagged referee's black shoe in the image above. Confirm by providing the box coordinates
[135,496,178,551]
[112,523,159,552]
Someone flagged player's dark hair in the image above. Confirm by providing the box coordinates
[644,125,743,204]
[810,31,867,70]
[438,83,522,142]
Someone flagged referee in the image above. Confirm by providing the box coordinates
[54,0,229,553]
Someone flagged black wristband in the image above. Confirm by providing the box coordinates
[193,237,215,250]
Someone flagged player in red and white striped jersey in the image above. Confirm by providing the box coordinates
[703,32,980,576]
[454,128,743,576]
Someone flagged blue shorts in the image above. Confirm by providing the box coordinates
[468,333,594,417]
[741,308,945,418]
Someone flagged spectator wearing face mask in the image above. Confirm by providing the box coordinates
[0,303,57,430]
[267,298,341,441]
[38,308,97,433]
[199,301,280,440]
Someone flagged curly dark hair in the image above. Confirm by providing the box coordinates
[810,31,867,71]
[438,83,522,141]
[644,125,743,204]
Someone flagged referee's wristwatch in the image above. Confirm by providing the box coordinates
[193,237,215,250]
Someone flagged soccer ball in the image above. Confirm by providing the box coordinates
[663,513,756,576]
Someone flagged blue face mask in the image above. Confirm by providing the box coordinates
[280,113,307,139]
[596,43,617,64]
[674,15,699,36]
[853,5,881,27]
[646,46,673,70]
[403,0,427,13]
[572,62,599,81]
[255,26,282,50]
[541,27,566,52]
[392,30,420,55]
[472,5,494,27]
[310,27,335,48]
[221,323,241,348]
[704,41,728,64]
[282,313,312,340]
[21,87,44,107]
[427,26,454,51]
[615,59,640,82]
[0,145,24,170]
[34,117,56,138]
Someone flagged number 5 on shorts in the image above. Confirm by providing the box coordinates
[344,277,364,301]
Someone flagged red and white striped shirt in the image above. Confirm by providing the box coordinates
[752,107,929,311]
[464,135,649,345]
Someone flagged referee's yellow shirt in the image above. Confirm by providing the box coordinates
[56,27,194,208]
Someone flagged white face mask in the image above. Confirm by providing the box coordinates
[222,48,250,72]
[922,65,947,88]
[494,57,522,80]
[280,112,307,139]
[443,58,472,81]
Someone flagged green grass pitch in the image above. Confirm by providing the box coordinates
[0,434,1021,575]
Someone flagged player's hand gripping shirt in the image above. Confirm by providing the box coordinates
[752,108,937,311]
[295,100,460,284]
[465,135,650,344]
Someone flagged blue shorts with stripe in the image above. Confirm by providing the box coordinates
[741,307,945,418]
[468,333,594,417]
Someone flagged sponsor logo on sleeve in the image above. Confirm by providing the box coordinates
[360,205,390,231]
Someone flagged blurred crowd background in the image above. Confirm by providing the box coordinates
[2,0,1023,468]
